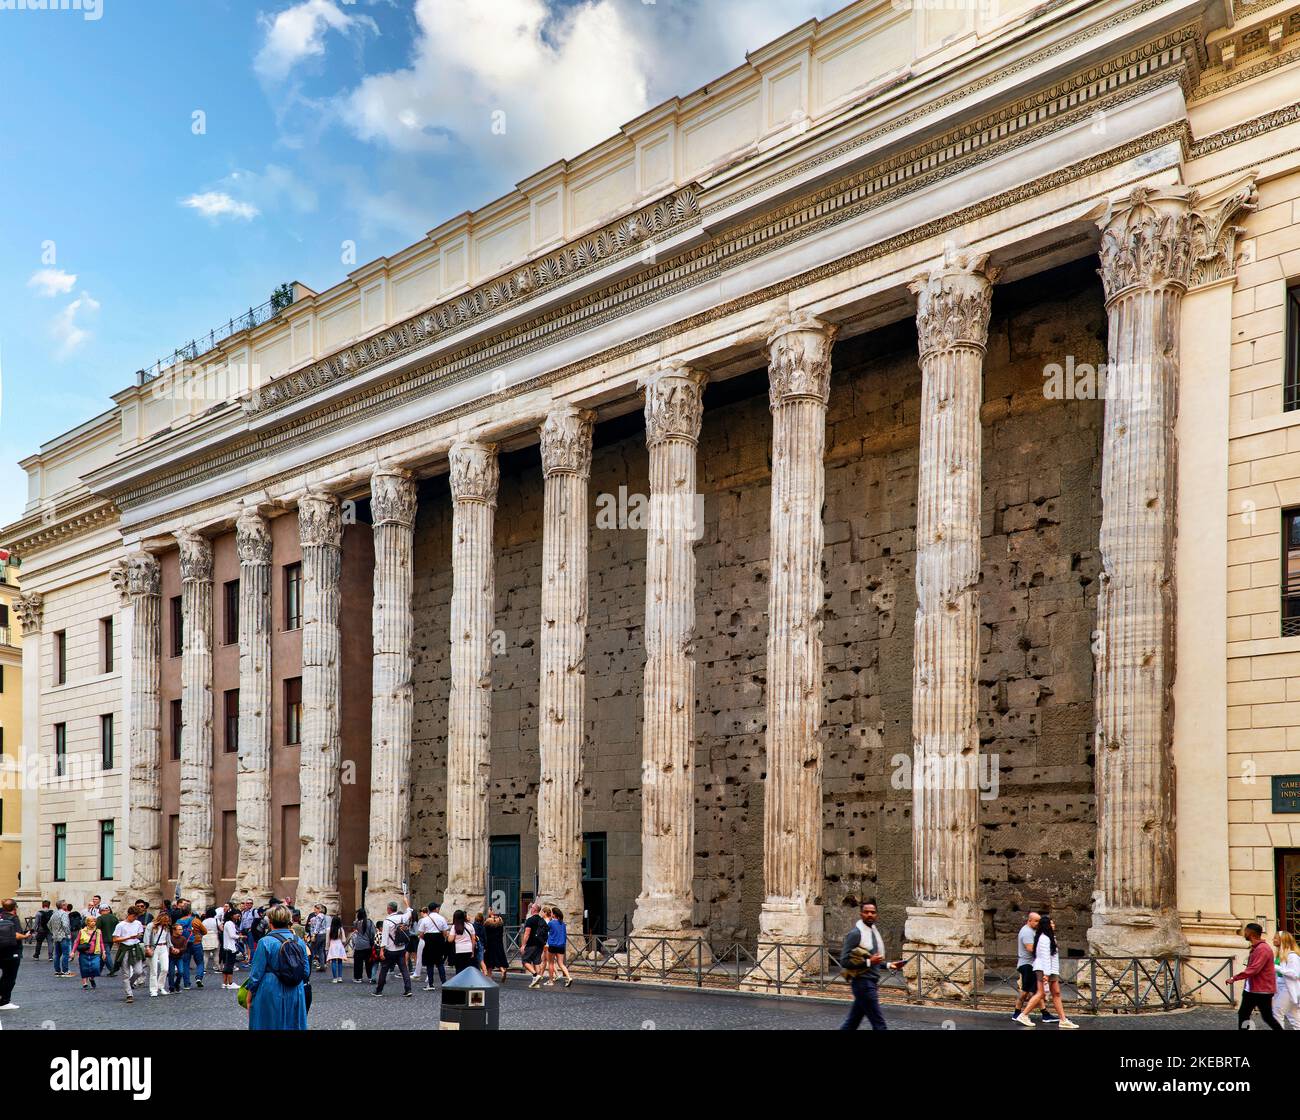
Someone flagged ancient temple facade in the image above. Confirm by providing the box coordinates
[6,0,1300,968]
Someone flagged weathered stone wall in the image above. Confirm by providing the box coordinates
[408,258,1105,957]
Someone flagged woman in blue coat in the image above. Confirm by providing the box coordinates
[243,904,311,1030]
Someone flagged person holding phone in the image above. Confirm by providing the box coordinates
[838,900,902,1031]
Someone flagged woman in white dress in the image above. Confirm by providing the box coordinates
[1272,929,1300,1029]
[144,911,173,998]
[1016,914,1079,1029]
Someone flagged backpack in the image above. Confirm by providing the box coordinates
[0,912,20,949]
[386,915,412,952]
[352,920,375,951]
[267,930,308,985]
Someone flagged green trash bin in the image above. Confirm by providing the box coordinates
[438,968,500,1030]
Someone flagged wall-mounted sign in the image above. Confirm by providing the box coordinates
[1273,775,1300,814]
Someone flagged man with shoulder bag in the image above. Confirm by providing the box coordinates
[374,896,413,997]
[838,900,903,1031]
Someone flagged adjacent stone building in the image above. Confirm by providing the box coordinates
[6,0,1300,970]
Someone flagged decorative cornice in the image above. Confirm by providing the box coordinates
[13,591,44,633]
[111,552,160,605]
[539,406,595,479]
[909,248,1000,357]
[235,506,273,566]
[767,314,838,409]
[298,491,343,549]
[4,498,119,558]
[176,529,214,583]
[641,363,706,448]
[1190,102,1300,159]
[448,441,500,506]
[370,469,417,527]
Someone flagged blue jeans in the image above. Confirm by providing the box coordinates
[53,939,70,974]
[840,975,888,1031]
[330,959,342,980]
[180,941,204,986]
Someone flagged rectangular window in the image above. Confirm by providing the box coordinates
[170,699,183,761]
[168,815,180,880]
[221,810,238,879]
[99,819,115,880]
[100,713,114,770]
[224,689,239,753]
[284,563,302,630]
[55,630,66,684]
[101,616,114,673]
[281,804,300,878]
[53,823,67,882]
[171,595,183,657]
[1286,282,1300,412]
[224,580,240,645]
[284,677,303,745]
[54,723,66,777]
[1284,510,1300,637]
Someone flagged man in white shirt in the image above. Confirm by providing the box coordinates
[112,907,146,1003]
[838,900,902,1031]
[419,904,450,990]
[375,896,413,998]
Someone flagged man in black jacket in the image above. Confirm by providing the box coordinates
[32,901,53,960]
[838,900,902,1031]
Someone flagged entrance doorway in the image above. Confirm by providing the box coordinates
[490,835,521,926]
[1278,848,1300,935]
[582,832,608,937]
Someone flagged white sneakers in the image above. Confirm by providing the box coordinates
[1014,1012,1035,1027]
[0,1003,19,1010]
[1057,1018,1080,1029]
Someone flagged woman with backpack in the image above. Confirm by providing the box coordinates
[351,909,376,983]
[243,904,311,1030]
[73,916,105,991]
[144,910,173,997]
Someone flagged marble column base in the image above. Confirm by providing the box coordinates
[1087,903,1189,960]
[741,897,824,988]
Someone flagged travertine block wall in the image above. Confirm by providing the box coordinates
[409,259,1104,953]
[1224,167,1300,925]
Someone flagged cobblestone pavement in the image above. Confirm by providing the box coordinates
[1,954,1242,1030]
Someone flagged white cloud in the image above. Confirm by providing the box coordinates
[27,268,78,297]
[181,192,262,221]
[50,292,100,358]
[255,0,378,82]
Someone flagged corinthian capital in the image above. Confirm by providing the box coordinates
[176,530,214,583]
[909,247,1000,359]
[767,313,838,409]
[14,591,44,633]
[1095,185,1198,302]
[235,507,273,566]
[449,440,500,505]
[371,469,418,526]
[641,362,706,448]
[112,552,161,605]
[298,491,343,549]
[539,405,595,478]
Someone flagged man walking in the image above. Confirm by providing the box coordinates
[374,897,413,998]
[1010,910,1058,1024]
[838,900,902,1030]
[31,901,53,960]
[49,902,72,976]
[112,906,147,1003]
[0,898,32,1010]
[1233,922,1283,1030]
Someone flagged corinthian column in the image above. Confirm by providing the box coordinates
[903,249,998,962]
[177,530,214,910]
[537,405,594,929]
[235,507,273,900]
[297,492,343,914]
[13,591,45,909]
[757,315,838,955]
[1089,186,1199,959]
[632,363,705,940]
[365,469,417,917]
[444,441,498,918]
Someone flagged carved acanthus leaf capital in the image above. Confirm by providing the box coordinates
[540,406,595,478]
[112,552,161,605]
[449,441,500,505]
[176,531,214,583]
[1189,174,1259,288]
[767,314,838,408]
[371,469,417,526]
[641,362,706,447]
[14,591,44,633]
[909,248,1000,358]
[298,492,343,549]
[235,507,273,566]
[1095,185,1198,302]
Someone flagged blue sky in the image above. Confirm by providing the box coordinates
[0,0,838,527]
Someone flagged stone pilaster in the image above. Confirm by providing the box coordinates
[537,405,594,930]
[365,469,417,917]
[757,315,838,952]
[632,363,706,939]
[903,250,998,963]
[234,507,273,901]
[444,441,499,919]
[1089,186,1198,959]
[176,531,215,910]
[13,592,45,908]
[297,492,343,914]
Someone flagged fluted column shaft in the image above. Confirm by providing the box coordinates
[111,559,162,902]
[633,364,705,936]
[903,251,998,956]
[537,407,594,927]
[758,317,837,946]
[13,592,44,907]
[365,470,417,917]
[444,441,498,918]
[235,508,273,900]
[177,531,214,909]
[297,493,343,914]
[1089,186,1198,958]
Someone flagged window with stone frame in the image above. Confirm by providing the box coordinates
[1284,509,1300,637]
[284,563,302,630]
[284,676,302,745]
[1286,281,1300,412]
